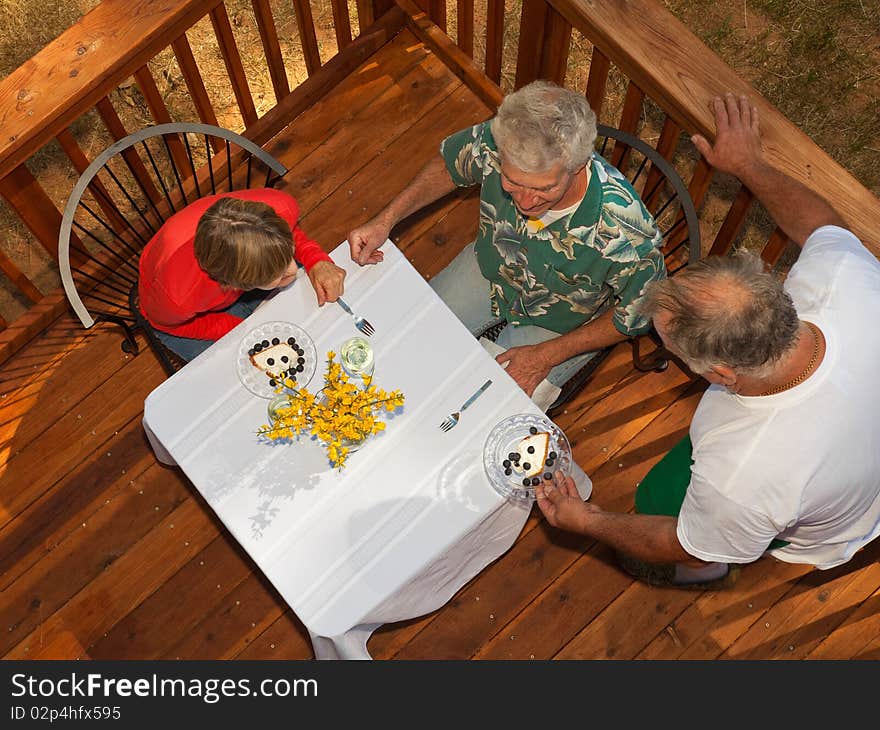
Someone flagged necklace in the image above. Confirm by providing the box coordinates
[760,322,821,396]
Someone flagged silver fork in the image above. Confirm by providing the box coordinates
[439,379,493,432]
[336,296,375,337]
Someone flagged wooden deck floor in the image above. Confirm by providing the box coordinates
[2,27,878,661]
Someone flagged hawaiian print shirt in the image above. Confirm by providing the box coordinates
[440,122,666,335]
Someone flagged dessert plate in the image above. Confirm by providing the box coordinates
[236,321,317,398]
[483,413,572,501]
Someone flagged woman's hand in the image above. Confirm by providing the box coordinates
[307,260,346,306]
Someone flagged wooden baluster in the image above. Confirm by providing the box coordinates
[291,0,322,76]
[514,0,548,89]
[585,48,610,117]
[252,0,291,101]
[457,0,474,57]
[209,5,258,126]
[708,186,754,256]
[0,165,67,261]
[539,8,572,85]
[329,0,354,50]
[56,128,128,234]
[664,155,712,256]
[0,247,42,304]
[132,66,191,172]
[428,0,446,31]
[611,81,644,169]
[95,97,162,203]
[172,34,221,129]
[761,226,792,267]
[356,0,375,29]
[485,0,505,84]
[642,116,680,214]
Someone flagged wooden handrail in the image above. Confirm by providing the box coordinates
[549,0,880,254]
[0,0,222,180]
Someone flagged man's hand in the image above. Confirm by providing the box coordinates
[348,217,390,266]
[691,94,766,182]
[495,343,554,397]
[535,471,597,534]
[307,260,346,306]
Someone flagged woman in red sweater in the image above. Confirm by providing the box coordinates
[139,188,344,361]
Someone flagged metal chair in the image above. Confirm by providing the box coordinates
[58,122,288,375]
[544,124,701,414]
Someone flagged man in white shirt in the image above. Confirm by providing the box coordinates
[535,93,880,588]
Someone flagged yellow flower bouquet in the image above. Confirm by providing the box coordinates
[257,351,405,469]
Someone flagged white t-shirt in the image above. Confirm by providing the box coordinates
[677,226,880,569]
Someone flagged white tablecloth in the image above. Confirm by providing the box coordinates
[142,240,590,659]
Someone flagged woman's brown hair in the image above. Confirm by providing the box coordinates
[194,197,294,289]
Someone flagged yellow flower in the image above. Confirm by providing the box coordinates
[257,351,405,469]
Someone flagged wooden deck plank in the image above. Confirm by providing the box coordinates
[723,542,880,660]
[637,558,813,659]
[87,532,255,659]
[4,496,219,659]
[806,587,880,660]
[0,414,161,591]
[164,572,291,659]
[0,461,190,656]
[0,344,164,532]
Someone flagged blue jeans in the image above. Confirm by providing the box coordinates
[429,242,600,388]
[154,289,272,362]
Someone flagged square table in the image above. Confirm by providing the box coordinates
[142,240,590,659]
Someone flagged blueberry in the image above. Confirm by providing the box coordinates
[502,459,510,468]
[549,451,557,459]
[508,452,518,461]
[543,473,552,480]
[296,364,304,372]
[272,337,280,345]
[287,337,295,345]
[267,358,275,366]
[297,357,305,364]
[545,459,554,466]
[297,348,304,356]
[522,462,531,471]
[527,445,535,454]
[281,356,289,363]
[504,468,511,476]
[531,477,540,486]
[253,343,262,352]
[261,340,269,348]
[268,379,276,387]
[248,348,255,356]
[522,478,531,486]
[529,426,538,434]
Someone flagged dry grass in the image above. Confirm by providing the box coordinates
[0,0,876,323]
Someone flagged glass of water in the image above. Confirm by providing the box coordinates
[340,336,374,379]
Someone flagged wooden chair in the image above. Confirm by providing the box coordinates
[58,122,288,375]
[542,124,701,414]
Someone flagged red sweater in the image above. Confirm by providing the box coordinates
[138,189,330,340]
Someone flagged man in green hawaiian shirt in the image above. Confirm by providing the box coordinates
[348,80,665,398]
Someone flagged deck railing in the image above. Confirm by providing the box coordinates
[0,0,877,366]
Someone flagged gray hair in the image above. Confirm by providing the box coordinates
[491,80,597,173]
[640,250,800,376]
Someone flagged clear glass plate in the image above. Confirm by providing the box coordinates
[483,413,572,502]
[236,321,318,398]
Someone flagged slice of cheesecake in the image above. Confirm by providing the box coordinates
[511,431,550,478]
[250,342,299,379]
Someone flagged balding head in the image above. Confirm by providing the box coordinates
[641,251,800,376]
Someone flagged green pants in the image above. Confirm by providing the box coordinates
[635,435,788,550]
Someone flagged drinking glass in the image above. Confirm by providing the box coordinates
[340,336,374,378]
